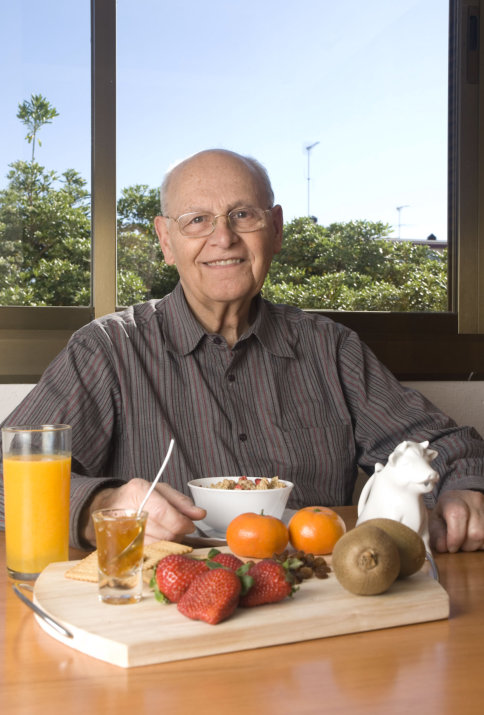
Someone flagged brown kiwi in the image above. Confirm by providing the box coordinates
[332,525,400,595]
[356,518,426,578]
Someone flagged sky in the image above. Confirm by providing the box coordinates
[0,0,448,241]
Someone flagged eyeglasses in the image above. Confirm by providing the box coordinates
[166,207,273,238]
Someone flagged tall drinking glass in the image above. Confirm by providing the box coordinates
[2,424,72,580]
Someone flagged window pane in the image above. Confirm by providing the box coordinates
[0,1,91,306]
[116,0,448,312]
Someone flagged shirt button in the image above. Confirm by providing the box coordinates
[213,337,222,345]
[228,374,235,382]
[239,433,247,442]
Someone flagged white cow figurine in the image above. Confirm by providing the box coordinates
[356,440,439,551]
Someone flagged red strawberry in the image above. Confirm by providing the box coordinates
[177,568,242,625]
[206,548,245,572]
[239,558,296,607]
[152,554,208,604]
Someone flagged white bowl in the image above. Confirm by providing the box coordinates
[187,476,294,535]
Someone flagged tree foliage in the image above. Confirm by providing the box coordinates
[263,217,447,311]
[17,94,59,163]
[0,161,91,305]
[0,94,447,312]
[117,184,179,305]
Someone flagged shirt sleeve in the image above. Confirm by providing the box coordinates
[0,326,125,548]
[336,327,484,505]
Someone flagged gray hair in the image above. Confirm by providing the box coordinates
[159,149,275,215]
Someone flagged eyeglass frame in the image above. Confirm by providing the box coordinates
[164,206,274,238]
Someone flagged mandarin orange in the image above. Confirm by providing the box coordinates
[226,511,289,559]
[288,506,346,554]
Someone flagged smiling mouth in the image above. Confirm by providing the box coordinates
[204,259,244,267]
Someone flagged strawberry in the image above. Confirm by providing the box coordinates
[177,568,242,625]
[152,554,208,604]
[239,558,297,607]
[206,548,245,572]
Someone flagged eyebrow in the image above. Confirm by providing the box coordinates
[178,203,259,214]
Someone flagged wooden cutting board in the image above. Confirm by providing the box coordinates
[33,548,449,668]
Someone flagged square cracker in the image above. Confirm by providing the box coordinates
[64,551,99,583]
[64,539,193,583]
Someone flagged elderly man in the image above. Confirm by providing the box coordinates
[1,149,484,552]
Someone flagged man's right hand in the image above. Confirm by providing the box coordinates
[80,478,206,547]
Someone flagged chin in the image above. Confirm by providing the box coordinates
[208,281,258,304]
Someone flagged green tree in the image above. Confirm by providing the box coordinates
[263,217,447,312]
[16,94,59,163]
[0,95,90,306]
[117,184,178,305]
[0,161,91,305]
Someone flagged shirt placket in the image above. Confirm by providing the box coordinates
[212,337,249,448]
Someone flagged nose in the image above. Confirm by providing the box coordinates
[208,214,238,247]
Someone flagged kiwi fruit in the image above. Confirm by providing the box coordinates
[356,518,426,578]
[332,525,400,595]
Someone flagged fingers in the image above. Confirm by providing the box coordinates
[431,490,484,553]
[144,482,206,543]
[428,510,448,553]
[85,479,206,545]
[155,481,206,519]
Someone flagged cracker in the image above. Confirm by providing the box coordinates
[142,543,193,584]
[143,540,192,558]
[64,539,193,583]
[64,551,99,583]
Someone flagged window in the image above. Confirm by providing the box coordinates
[1,0,484,383]
[116,0,449,314]
[0,1,91,307]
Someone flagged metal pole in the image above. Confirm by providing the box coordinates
[396,205,409,239]
[306,141,320,216]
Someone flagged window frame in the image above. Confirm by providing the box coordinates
[1,0,484,383]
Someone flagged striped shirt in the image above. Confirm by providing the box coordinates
[2,282,484,547]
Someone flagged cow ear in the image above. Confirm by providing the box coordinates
[428,449,438,461]
[420,440,430,449]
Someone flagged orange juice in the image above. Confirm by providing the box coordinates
[3,454,71,577]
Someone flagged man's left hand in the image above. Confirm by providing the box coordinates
[429,489,484,552]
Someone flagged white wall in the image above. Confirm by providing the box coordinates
[0,384,35,423]
[403,381,484,437]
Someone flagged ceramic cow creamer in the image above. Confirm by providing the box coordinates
[356,440,439,551]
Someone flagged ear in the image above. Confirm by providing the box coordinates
[154,215,176,265]
[271,204,284,255]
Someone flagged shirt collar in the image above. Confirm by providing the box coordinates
[161,283,206,355]
[249,295,297,358]
[161,282,296,359]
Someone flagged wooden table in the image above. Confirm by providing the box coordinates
[2,507,484,715]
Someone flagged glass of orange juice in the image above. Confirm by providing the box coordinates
[2,424,71,580]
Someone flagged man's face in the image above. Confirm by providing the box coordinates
[154,152,283,319]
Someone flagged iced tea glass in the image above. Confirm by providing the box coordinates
[92,508,148,604]
[2,424,72,580]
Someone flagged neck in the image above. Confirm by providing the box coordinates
[183,292,256,348]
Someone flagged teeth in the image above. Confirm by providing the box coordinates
[206,259,242,266]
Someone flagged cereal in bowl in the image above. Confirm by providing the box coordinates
[209,476,286,490]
